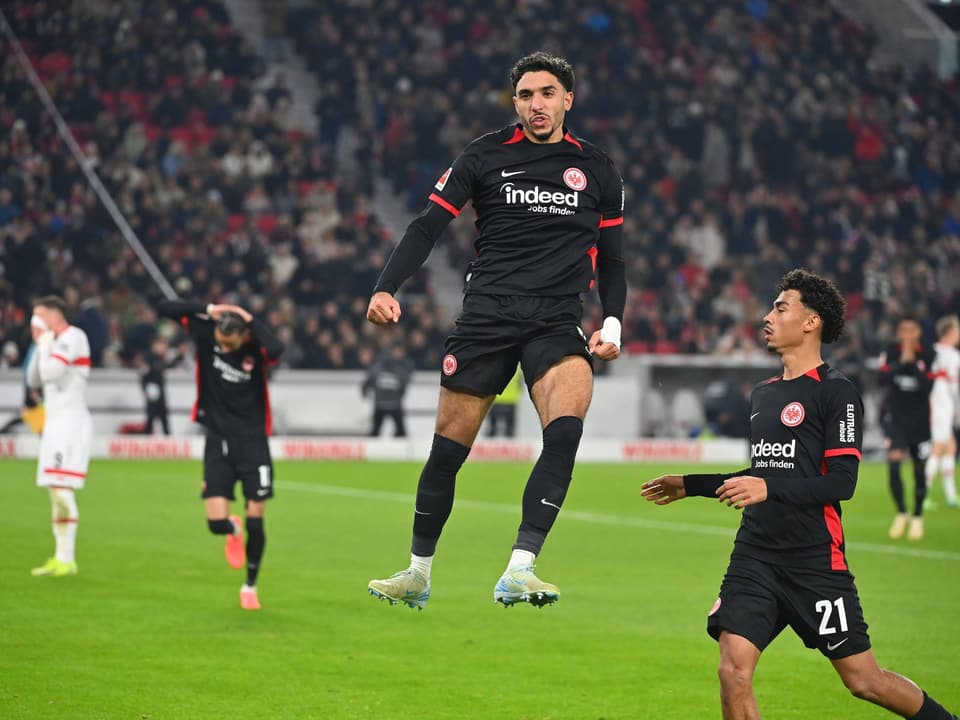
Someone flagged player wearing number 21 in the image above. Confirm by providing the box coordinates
[641,269,957,720]
[158,299,284,611]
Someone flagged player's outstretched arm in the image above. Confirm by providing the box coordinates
[641,474,687,505]
[156,299,208,320]
[206,303,252,323]
[367,291,401,325]
[367,203,454,326]
[645,468,753,507]
[250,317,284,360]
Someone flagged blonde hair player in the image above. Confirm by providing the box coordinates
[927,314,960,512]
[27,295,93,577]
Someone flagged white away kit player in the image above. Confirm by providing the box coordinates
[928,315,960,508]
[27,295,92,577]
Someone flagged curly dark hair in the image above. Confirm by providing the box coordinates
[777,269,845,344]
[509,52,575,93]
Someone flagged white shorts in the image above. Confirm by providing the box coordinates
[930,401,956,443]
[36,409,92,489]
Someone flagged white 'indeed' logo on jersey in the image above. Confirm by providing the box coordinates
[751,438,796,470]
[500,183,578,216]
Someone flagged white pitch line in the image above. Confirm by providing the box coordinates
[282,481,960,562]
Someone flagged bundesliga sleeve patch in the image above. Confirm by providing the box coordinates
[434,166,452,191]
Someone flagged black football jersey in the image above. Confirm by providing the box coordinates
[157,300,283,437]
[428,124,624,297]
[184,318,275,437]
[736,363,863,570]
[877,342,935,428]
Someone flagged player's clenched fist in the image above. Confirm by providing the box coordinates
[588,331,620,361]
[367,291,401,325]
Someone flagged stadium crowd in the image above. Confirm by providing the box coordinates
[0,0,445,372]
[1,0,959,375]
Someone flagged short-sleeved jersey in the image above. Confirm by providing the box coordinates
[182,317,274,437]
[930,342,960,412]
[428,124,624,297]
[735,364,863,570]
[27,326,91,417]
[877,342,935,429]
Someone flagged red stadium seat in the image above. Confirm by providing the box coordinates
[169,126,193,150]
[653,340,680,354]
[119,91,149,122]
[256,214,279,234]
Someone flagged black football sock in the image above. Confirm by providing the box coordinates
[208,518,234,535]
[245,517,265,586]
[909,691,956,719]
[913,458,928,516]
[410,434,470,557]
[514,416,583,554]
[889,462,906,514]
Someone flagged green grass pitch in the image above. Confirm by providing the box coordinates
[2,458,958,719]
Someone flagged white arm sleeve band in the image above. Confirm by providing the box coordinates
[599,316,622,350]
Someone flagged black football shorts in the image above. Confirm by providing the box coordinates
[882,415,930,459]
[439,294,593,396]
[202,432,275,502]
[706,553,871,660]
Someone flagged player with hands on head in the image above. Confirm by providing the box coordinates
[366,51,626,610]
[158,299,284,610]
[27,295,92,577]
[878,317,936,539]
[641,269,958,720]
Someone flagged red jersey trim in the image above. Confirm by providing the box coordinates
[563,131,583,150]
[428,193,460,217]
[805,367,821,382]
[823,504,847,570]
[53,517,78,524]
[43,468,86,478]
[74,357,91,366]
[50,353,70,365]
[824,447,862,460]
[191,351,200,423]
[261,346,273,436]
[587,247,598,289]
[504,126,525,144]
[598,216,623,228]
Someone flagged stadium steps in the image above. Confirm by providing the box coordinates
[220,0,318,133]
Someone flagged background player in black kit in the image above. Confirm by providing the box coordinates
[641,270,957,720]
[877,318,935,540]
[158,299,284,611]
[366,51,626,610]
